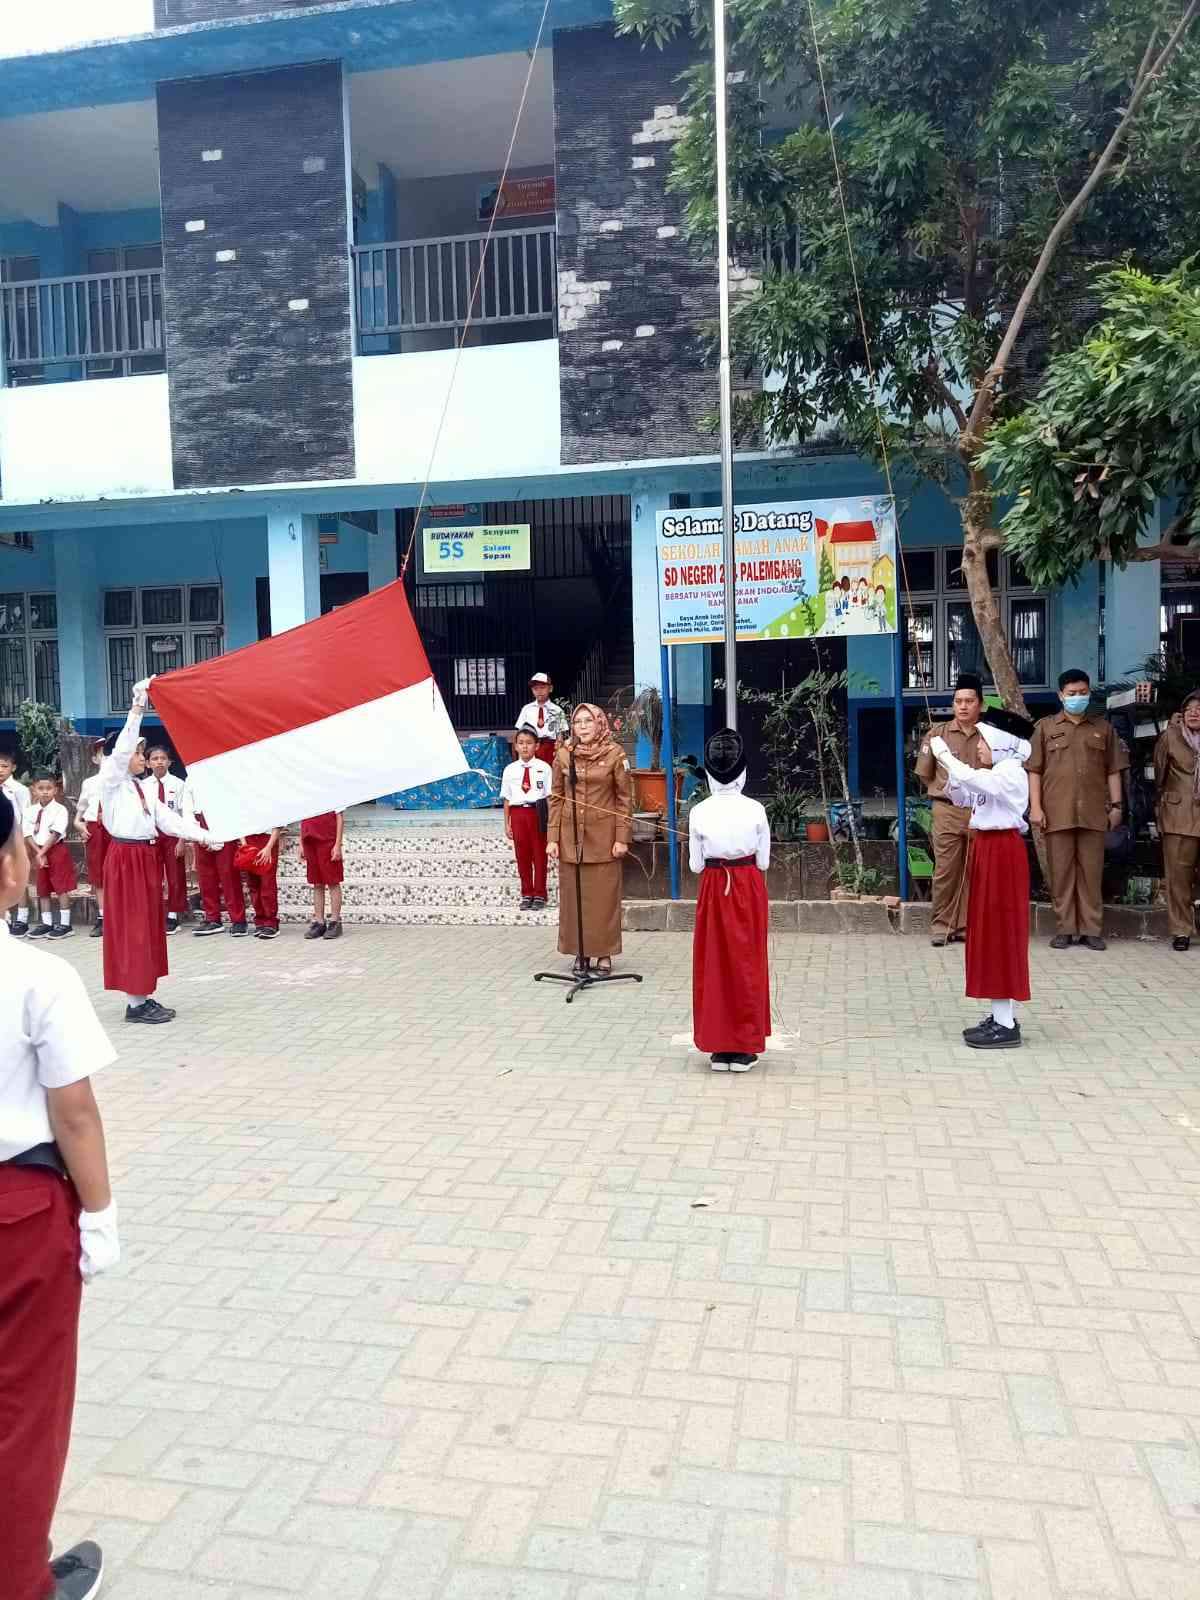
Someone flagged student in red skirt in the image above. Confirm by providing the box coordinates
[22,772,78,939]
[98,686,219,1025]
[688,728,771,1071]
[301,811,345,940]
[929,707,1035,1050]
[75,739,109,939]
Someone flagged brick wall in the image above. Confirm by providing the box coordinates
[156,62,355,489]
[553,23,716,465]
[155,0,316,24]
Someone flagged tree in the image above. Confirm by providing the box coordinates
[818,540,835,593]
[979,262,1200,585]
[613,0,1200,714]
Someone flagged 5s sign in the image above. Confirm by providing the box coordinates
[420,523,532,577]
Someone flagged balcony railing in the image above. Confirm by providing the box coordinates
[354,226,557,344]
[1,268,165,380]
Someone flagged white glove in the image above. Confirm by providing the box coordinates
[929,736,949,762]
[131,675,155,710]
[202,831,222,852]
[79,1200,120,1282]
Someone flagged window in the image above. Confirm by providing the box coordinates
[899,549,1048,691]
[416,583,484,610]
[1161,557,1200,653]
[0,590,59,714]
[454,656,506,696]
[0,533,34,553]
[2,256,43,384]
[103,584,223,711]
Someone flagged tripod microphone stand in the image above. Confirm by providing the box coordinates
[535,749,643,1004]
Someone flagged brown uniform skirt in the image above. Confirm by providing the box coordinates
[557,859,623,958]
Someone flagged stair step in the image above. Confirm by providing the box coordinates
[277,904,560,928]
[274,877,559,908]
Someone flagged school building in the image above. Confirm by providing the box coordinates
[1,1,1194,790]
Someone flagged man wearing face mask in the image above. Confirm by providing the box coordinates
[1027,669,1129,950]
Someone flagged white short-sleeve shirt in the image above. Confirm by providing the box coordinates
[0,922,117,1162]
[141,771,185,813]
[2,775,31,823]
[78,772,103,824]
[501,757,553,806]
[516,699,566,741]
[22,798,70,847]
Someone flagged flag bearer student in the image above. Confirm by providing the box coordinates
[1027,668,1129,951]
[688,728,772,1072]
[23,772,78,940]
[301,811,345,940]
[240,826,283,939]
[502,725,553,910]
[0,787,120,1600]
[141,742,189,933]
[1,745,31,935]
[100,685,219,1024]
[516,672,566,768]
[75,739,109,939]
[915,672,986,948]
[1154,687,1200,952]
[930,707,1035,1050]
[181,776,248,937]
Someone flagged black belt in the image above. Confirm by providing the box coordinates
[704,856,757,869]
[110,835,156,845]
[4,1141,67,1177]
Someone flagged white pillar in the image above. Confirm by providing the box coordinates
[368,508,399,590]
[266,509,320,634]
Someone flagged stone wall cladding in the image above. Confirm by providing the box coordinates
[553,23,716,464]
[154,0,316,25]
[157,62,355,488]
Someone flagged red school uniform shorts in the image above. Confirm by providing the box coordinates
[36,839,78,897]
[300,814,343,887]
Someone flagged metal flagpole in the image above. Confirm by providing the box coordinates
[713,0,738,730]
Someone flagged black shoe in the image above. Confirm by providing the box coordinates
[165,916,180,934]
[255,925,279,940]
[50,924,73,939]
[193,919,223,936]
[947,931,965,944]
[305,920,327,940]
[29,923,52,938]
[126,1000,172,1025]
[230,921,250,937]
[966,1021,1021,1049]
[519,896,534,910]
[51,1540,103,1600]
[148,999,176,1019]
[710,1054,732,1071]
[963,1016,1022,1041]
[1172,936,1191,952]
[1080,935,1107,951]
[10,919,28,936]
[572,956,590,976]
[729,1054,758,1072]
[323,921,343,940]
[1049,933,1074,950]
[90,918,103,938]
[531,897,546,910]
[930,935,948,948]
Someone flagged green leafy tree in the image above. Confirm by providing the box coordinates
[818,541,835,593]
[613,0,1200,713]
[979,261,1200,585]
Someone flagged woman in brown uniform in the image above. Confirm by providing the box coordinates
[547,703,632,974]
[1154,688,1200,952]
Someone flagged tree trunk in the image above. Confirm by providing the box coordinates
[57,729,93,825]
[959,472,1031,717]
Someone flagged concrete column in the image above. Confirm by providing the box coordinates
[266,509,320,635]
[1105,555,1161,684]
[631,479,669,691]
[53,530,107,729]
[368,508,399,591]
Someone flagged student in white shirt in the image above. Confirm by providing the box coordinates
[142,742,188,932]
[181,775,248,937]
[22,772,78,940]
[502,725,554,909]
[100,685,217,1025]
[1,746,31,935]
[516,672,566,767]
[0,786,119,1600]
[688,728,772,1071]
[74,739,108,940]
[930,707,1035,1050]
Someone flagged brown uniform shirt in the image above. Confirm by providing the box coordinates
[1154,719,1200,839]
[547,743,633,863]
[1026,712,1129,833]
[915,720,985,803]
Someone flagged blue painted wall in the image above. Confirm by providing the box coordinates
[0,206,162,270]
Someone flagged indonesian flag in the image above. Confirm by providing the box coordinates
[148,580,467,838]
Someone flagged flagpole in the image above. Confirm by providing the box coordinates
[714,0,738,730]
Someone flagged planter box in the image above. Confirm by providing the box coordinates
[623,838,900,901]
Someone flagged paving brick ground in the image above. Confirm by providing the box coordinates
[44,926,1200,1600]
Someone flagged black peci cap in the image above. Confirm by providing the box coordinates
[954,672,984,697]
[980,706,1035,742]
[704,727,747,785]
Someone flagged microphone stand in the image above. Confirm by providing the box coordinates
[535,748,643,1004]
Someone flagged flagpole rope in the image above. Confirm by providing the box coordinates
[398,0,556,581]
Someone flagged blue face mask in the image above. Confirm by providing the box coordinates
[1062,693,1090,715]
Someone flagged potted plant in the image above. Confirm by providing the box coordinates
[615,685,685,817]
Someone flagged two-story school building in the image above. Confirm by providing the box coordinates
[0,1,1192,787]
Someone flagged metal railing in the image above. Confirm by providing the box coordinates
[1,268,165,377]
[354,226,557,342]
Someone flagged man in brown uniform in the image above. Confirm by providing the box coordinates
[1154,688,1200,951]
[1027,669,1128,950]
[915,672,986,947]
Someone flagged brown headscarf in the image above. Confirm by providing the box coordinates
[567,702,618,768]
[1180,689,1200,801]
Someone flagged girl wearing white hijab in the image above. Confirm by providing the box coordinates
[930,708,1034,1049]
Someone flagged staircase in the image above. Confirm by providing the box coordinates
[274,812,559,927]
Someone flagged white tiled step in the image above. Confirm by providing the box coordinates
[274,877,558,909]
[277,903,559,928]
[276,853,528,883]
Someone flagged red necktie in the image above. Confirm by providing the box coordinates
[521,766,531,793]
[158,780,166,803]
[537,705,545,728]
[35,807,44,834]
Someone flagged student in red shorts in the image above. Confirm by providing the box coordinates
[74,739,109,939]
[301,811,344,940]
[23,772,78,939]
[239,827,283,940]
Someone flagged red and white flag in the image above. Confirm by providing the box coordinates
[148,580,467,838]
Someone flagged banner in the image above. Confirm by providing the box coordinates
[421,522,531,577]
[477,175,556,222]
[656,496,898,645]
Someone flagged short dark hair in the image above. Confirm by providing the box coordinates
[30,769,56,784]
[1058,669,1091,692]
[146,743,171,758]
